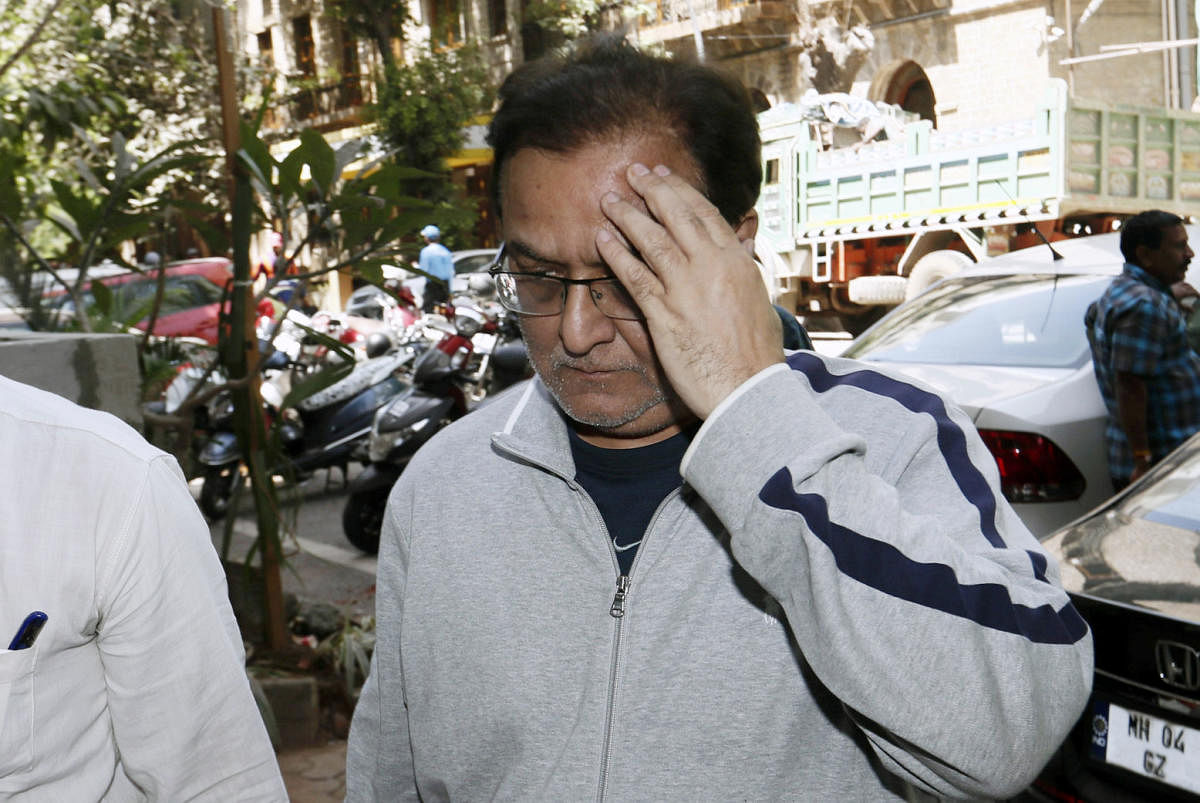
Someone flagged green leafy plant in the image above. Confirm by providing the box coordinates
[317,615,376,701]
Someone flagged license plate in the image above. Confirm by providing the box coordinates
[1089,699,1200,794]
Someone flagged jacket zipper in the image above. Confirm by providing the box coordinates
[609,575,629,618]
[526,471,683,803]
[597,574,629,802]
[595,488,683,802]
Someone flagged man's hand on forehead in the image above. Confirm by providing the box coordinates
[597,162,783,419]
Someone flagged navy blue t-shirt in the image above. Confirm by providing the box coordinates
[568,426,693,576]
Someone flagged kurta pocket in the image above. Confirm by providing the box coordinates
[0,648,35,776]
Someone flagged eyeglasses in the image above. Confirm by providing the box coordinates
[487,243,644,321]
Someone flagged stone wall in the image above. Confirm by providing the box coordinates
[716,0,1178,136]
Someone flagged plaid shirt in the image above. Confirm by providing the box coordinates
[1085,263,1200,484]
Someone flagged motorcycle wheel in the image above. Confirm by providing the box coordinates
[342,487,391,555]
[199,464,240,520]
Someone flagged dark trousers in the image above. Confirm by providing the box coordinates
[423,279,449,313]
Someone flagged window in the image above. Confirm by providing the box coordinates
[257,30,274,73]
[430,0,464,46]
[293,15,315,79]
[844,273,1110,369]
[488,0,507,37]
[340,32,362,108]
[764,158,779,185]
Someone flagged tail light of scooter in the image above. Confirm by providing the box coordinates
[977,429,1085,504]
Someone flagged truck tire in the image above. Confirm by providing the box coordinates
[847,275,908,306]
[904,250,973,300]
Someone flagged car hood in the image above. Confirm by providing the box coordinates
[1042,493,1200,705]
[859,361,1074,421]
[1042,494,1200,626]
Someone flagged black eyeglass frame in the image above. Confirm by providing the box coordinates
[486,243,644,321]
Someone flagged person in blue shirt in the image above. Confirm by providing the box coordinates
[1086,209,1200,490]
[418,224,454,312]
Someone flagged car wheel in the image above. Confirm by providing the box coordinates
[343,487,391,555]
[904,250,974,300]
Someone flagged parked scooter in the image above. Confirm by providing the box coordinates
[341,303,530,553]
[196,333,416,519]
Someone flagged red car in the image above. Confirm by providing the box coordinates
[46,258,234,344]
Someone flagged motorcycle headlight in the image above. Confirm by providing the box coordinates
[454,306,484,337]
[376,399,412,433]
[207,393,235,426]
[368,428,404,463]
[368,410,433,463]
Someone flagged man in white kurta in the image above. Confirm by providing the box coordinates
[0,374,285,800]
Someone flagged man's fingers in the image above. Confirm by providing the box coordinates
[595,227,663,308]
[599,190,684,282]
[626,163,738,253]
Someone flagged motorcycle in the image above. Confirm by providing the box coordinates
[195,334,417,519]
[341,302,530,554]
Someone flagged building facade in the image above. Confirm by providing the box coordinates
[234,0,1195,168]
[636,0,1194,132]
[227,0,1195,306]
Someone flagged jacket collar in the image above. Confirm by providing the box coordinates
[490,379,577,480]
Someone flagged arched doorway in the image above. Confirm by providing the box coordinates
[869,60,936,125]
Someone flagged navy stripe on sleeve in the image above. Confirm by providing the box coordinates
[787,352,1004,548]
[1027,550,1049,582]
[759,470,1089,644]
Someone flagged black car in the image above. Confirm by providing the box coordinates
[1032,431,1200,801]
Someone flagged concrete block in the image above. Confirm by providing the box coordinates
[258,674,321,750]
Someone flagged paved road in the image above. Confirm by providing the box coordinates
[193,467,378,620]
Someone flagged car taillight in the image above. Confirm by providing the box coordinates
[977,429,1085,503]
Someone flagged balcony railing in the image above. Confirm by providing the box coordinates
[642,0,754,27]
[263,76,367,132]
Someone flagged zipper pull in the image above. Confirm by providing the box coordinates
[610,575,630,618]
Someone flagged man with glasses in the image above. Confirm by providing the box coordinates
[347,35,1092,801]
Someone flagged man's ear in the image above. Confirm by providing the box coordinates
[735,209,759,257]
[1134,243,1153,270]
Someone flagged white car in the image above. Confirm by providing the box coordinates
[1034,427,1200,799]
[385,248,499,304]
[841,227,1200,536]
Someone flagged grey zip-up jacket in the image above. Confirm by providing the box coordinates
[347,352,1093,801]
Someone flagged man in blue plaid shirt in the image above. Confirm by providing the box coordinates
[1086,209,1200,490]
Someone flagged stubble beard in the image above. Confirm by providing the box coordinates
[517,318,691,440]
[539,352,669,433]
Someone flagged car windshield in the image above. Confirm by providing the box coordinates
[454,254,495,275]
[843,273,1111,368]
[56,275,222,317]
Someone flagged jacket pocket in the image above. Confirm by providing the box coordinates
[0,648,35,776]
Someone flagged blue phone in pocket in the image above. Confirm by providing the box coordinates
[8,611,47,651]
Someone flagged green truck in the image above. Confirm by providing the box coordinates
[755,79,1200,333]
